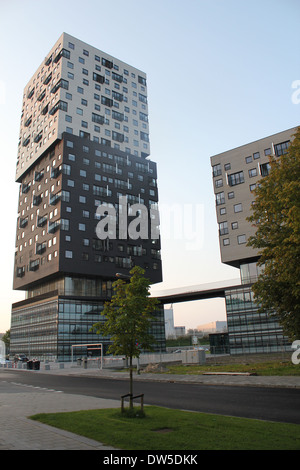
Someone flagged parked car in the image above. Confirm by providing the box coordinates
[14,354,28,362]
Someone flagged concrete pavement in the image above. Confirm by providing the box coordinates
[0,370,120,450]
[0,363,299,450]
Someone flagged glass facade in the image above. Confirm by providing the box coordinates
[26,276,113,299]
[11,299,58,361]
[225,285,290,354]
[11,277,166,361]
[240,261,264,284]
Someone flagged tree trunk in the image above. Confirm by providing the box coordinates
[129,355,133,409]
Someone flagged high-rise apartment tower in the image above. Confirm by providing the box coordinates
[11,33,164,361]
[211,127,297,354]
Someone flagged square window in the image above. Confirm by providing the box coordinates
[234,203,243,213]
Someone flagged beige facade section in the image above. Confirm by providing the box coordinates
[211,127,298,267]
[16,33,149,182]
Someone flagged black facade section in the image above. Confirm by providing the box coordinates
[13,133,162,291]
[59,133,162,283]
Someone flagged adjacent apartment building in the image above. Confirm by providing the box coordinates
[211,127,297,354]
[11,33,164,361]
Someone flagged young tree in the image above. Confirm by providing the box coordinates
[92,266,159,409]
[247,127,300,341]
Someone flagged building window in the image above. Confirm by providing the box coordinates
[238,234,246,244]
[219,221,229,235]
[231,222,238,230]
[234,203,243,213]
[253,152,260,160]
[248,168,257,178]
[260,162,271,177]
[223,238,230,246]
[65,250,73,258]
[216,192,225,205]
[224,163,231,171]
[212,164,222,177]
[245,156,252,164]
[274,141,289,157]
[264,148,271,156]
[79,223,86,231]
[228,171,244,186]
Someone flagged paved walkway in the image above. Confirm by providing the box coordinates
[0,370,120,450]
[0,364,299,450]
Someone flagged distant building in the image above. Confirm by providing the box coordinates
[164,307,186,338]
[197,321,227,334]
[174,326,186,337]
[164,307,175,338]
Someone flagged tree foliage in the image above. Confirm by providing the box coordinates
[92,266,159,407]
[247,127,300,340]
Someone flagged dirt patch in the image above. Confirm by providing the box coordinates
[142,363,169,373]
[152,427,173,433]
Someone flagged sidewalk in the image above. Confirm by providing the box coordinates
[0,369,120,450]
[0,364,299,450]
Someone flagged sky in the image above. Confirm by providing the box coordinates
[0,0,299,332]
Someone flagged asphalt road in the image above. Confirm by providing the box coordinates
[2,370,300,424]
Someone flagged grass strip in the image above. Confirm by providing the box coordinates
[154,361,300,376]
[30,406,300,450]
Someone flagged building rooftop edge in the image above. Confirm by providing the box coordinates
[210,125,299,162]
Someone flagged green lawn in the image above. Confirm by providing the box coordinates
[30,406,300,450]
[151,361,300,376]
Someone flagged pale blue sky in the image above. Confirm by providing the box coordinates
[0,0,299,331]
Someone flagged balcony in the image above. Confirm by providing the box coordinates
[49,100,68,116]
[53,48,70,64]
[41,104,48,115]
[16,266,25,278]
[27,88,35,99]
[21,182,30,194]
[51,79,69,94]
[19,217,28,228]
[93,72,105,84]
[37,215,47,227]
[43,72,52,85]
[32,194,42,206]
[51,166,62,179]
[34,132,43,144]
[48,220,60,233]
[49,191,61,205]
[44,55,52,66]
[36,242,47,255]
[37,90,46,102]
[34,170,44,182]
[29,259,40,272]
[24,116,32,127]
[22,136,30,147]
